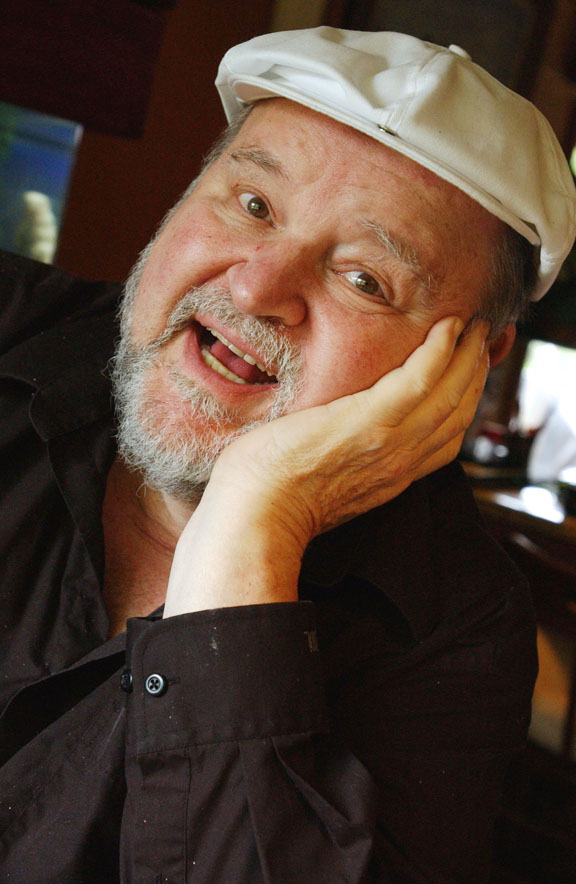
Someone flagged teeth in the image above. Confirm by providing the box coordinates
[208,327,275,377]
[200,346,247,384]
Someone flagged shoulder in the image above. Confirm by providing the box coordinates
[0,250,122,356]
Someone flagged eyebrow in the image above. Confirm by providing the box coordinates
[227,146,289,180]
[363,219,441,299]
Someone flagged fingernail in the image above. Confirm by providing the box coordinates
[452,318,465,338]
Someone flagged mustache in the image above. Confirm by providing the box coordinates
[147,283,302,382]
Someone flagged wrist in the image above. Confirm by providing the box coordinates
[163,479,305,618]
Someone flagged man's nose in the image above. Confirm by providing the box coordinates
[225,240,310,326]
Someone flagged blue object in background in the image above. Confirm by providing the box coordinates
[0,102,82,263]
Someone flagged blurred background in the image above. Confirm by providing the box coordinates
[2,2,576,881]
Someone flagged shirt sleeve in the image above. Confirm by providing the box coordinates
[120,585,537,884]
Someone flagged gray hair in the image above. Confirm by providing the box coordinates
[477,225,539,337]
[118,107,255,331]
[168,106,254,214]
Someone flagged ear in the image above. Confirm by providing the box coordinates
[488,323,516,367]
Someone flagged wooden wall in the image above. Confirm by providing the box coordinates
[56,0,275,281]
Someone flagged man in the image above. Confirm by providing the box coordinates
[0,27,575,883]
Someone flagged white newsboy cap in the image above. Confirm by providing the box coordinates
[216,27,576,301]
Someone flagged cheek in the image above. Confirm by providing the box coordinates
[130,210,227,342]
[298,315,428,407]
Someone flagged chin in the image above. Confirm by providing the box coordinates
[113,353,288,503]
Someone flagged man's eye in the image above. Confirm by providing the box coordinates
[343,271,381,296]
[239,193,270,220]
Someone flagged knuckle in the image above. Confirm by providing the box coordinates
[410,373,434,399]
[444,387,462,412]
[386,447,417,480]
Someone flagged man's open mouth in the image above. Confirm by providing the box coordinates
[196,323,278,386]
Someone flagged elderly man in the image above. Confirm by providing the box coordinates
[0,27,575,884]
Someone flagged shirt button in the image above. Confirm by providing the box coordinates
[120,669,133,693]
[145,673,167,696]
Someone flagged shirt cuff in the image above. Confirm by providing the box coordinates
[125,602,329,755]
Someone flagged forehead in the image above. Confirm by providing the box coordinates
[224,99,501,285]
[229,98,490,213]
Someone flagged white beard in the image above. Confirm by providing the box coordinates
[111,267,303,503]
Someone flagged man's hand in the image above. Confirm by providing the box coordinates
[164,317,489,617]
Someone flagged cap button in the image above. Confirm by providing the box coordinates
[448,44,472,60]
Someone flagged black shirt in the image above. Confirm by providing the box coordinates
[0,251,537,883]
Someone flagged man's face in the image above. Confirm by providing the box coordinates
[115,99,501,499]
